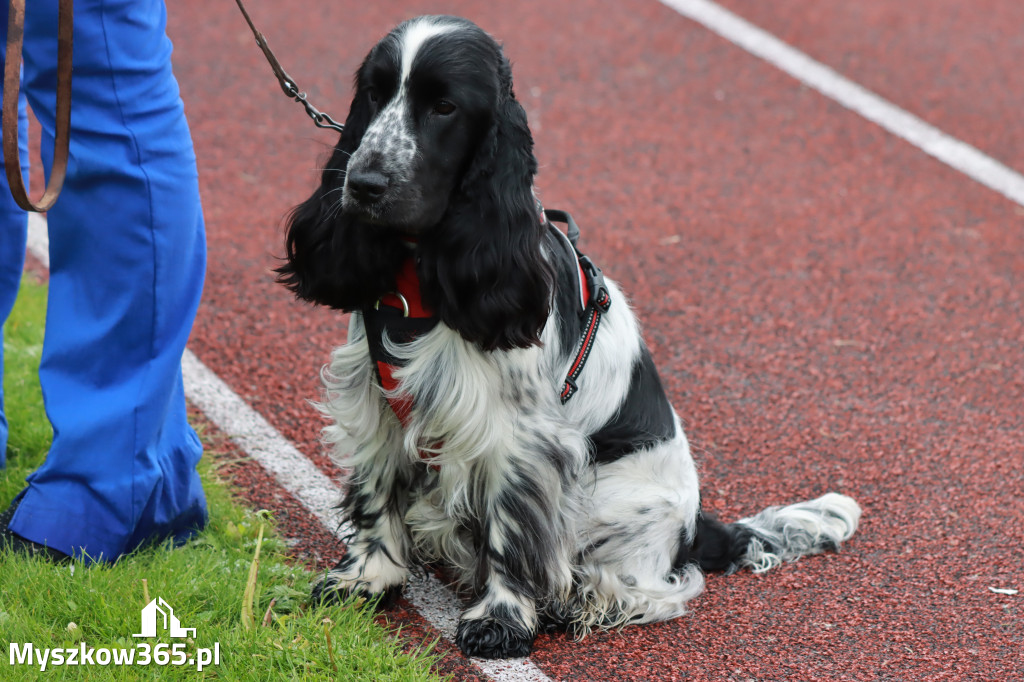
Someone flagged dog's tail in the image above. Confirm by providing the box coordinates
[683,493,861,574]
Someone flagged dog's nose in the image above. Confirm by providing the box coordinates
[347,169,390,203]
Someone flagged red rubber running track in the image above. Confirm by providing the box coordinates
[161,0,1024,679]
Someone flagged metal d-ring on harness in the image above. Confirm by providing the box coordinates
[234,0,345,133]
[543,209,612,404]
[374,292,410,317]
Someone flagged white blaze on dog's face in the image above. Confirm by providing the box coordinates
[342,16,500,233]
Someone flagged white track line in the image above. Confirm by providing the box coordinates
[659,0,1024,208]
[24,216,551,682]
[26,214,49,268]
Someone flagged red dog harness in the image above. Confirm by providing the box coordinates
[362,210,611,459]
[365,256,434,427]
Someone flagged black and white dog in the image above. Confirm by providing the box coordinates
[279,15,860,660]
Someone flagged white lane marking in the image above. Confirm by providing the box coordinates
[24,216,552,682]
[659,0,1024,208]
[26,214,49,268]
[181,351,345,526]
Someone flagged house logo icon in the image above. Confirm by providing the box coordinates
[132,597,197,638]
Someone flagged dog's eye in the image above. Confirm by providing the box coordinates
[368,89,379,104]
[432,100,456,116]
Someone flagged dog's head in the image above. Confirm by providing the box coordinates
[278,15,553,351]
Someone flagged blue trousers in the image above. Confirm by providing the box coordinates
[1,0,207,561]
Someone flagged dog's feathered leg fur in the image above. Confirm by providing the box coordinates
[391,325,588,658]
[452,432,585,657]
[312,315,414,606]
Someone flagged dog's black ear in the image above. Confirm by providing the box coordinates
[419,57,554,351]
[276,81,407,310]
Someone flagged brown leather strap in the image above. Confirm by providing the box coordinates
[3,0,74,212]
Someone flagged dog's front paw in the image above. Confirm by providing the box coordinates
[311,573,403,609]
[455,612,535,659]
[311,552,407,609]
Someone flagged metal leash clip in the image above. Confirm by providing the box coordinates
[234,0,344,134]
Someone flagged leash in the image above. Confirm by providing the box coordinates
[3,0,73,212]
[233,0,344,133]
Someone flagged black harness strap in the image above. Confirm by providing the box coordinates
[361,210,609,414]
[544,209,612,404]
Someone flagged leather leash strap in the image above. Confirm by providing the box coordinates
[3,0,74,212]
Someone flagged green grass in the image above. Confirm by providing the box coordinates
[1,274,443,681]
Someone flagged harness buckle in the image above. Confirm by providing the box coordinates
[578,255,611,313]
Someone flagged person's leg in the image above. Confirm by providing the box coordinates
[7,0,207,560]
[0,52,31,469]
